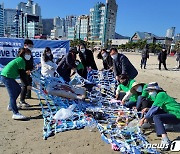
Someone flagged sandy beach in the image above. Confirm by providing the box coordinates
[0,52,180,154]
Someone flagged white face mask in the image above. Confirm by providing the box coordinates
[27,46,33,51]
[102,53,107,59]
[24,54,31,61]
[136,86,143,92]
[46,53,51,57]
[80,49,85,53]
[149,91,157,98]
[111,54,118,60]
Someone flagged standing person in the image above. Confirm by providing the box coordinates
[56,47,77,82]
[0,48,31,120]
[97,49,113,70]
[140,45,149,69]
[18,39,34,108]
[110,48,138,80]
[158,48,168,70]
[139,82,180,149]
[176,51,180,69]
[78,43,98,79]
[41,47,57,77]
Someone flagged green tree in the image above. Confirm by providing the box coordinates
[175,41,180,52]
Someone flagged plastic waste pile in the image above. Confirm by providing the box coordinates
[31,69,159,153]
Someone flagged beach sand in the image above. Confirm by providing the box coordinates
[0,52,180,154]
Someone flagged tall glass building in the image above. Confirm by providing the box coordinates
[75,15,89,41]
[16,0,43,38]
[0,3,4,37]
[4,9,17,37]
[89,2,105,42]
[166,27,175,38]
[89,0,118,46]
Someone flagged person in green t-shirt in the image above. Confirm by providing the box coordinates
[115,74,137,108]
[128,82,153,111]
[139,82,180,148]
[1,48,31,120]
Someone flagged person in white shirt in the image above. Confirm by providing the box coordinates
[41,47,57,77]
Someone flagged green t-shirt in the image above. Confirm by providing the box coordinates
[76,62,84,70]
[153,92,180,119]
[1,57,25,79]
[117,79,138,102]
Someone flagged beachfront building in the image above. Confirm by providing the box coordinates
[4,9,16,37]
[15,0,43,38]
[166,27,175,38]
[131,31,173,51]
[42,18,53,37]
[67,27,75,40]
[89,0,118,46]
[75,15,89,41]
[50,16,66,39]
[89,2,105,44]
[65,16,77,38]
[0,3,4,37]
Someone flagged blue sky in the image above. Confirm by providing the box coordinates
[1,0,180,37]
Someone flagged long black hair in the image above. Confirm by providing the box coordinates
[17,48,31,58]
[42,47,53,62]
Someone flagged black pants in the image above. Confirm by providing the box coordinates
[141,58,147,69]
[136,96,153,111]
[20,75,32,102]
[159,60,167,70]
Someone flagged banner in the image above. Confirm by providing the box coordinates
[0,37,70,65]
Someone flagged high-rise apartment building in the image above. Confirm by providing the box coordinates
[166,27,175,38]
[89,0,118,46]
[4,9,16,37]
[102,0,118,45]
[65,15,76,37]
[75,15,89,41]
[42,19,53,36]
[16,0,43,38]
[51,16,65,39]
[0,3,4,37]
[89,2,105,42]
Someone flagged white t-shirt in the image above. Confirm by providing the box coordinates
[41,56,57,77]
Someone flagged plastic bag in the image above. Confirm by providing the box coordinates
[53,104,76,120]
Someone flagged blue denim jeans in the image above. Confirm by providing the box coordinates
[153,111,180,136]
[1,76,21,114]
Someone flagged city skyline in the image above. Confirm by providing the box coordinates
[1,0,180,37]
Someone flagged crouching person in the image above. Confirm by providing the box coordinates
[115,74,138,108]
[139,82,180,149]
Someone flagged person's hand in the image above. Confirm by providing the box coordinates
[142,108,149,114]
[115,76,119,81]
[139,118,145,126]
[72,68,76,72]
[121,100,125,105]
[26,70,31,75]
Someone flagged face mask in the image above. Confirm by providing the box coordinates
[24,54,31,61]
[27,46,33,51]
[46,53,51,57]
[111,54,118,60]
[149,91,157,98]
[75,61,80,66]
[102,53,107,59]
[80,49,85,53]
[136,86,143,92]
[122,80,129,86]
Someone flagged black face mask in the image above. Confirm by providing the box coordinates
[122,80,129,86]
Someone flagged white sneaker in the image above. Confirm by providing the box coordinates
[7,104,12,111]
[18,101,30,108]
[12,113,27,120]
